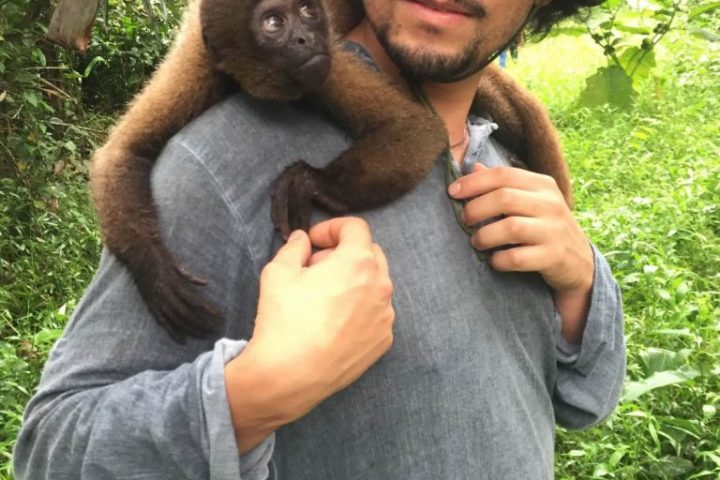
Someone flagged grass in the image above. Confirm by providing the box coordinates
[1,32,718,479]
[509,33,720,478]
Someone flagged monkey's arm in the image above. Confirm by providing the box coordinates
[90,0,228,341]
[473,65,573,207]
[272,48,448,235]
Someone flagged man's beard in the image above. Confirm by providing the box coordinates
[371,19,488,83]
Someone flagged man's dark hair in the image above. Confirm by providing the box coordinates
[531,0,605,35]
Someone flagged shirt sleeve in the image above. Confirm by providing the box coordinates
[13,141,273,479]
[552,244,627,430]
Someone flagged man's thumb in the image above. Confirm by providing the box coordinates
[272,230,311,269]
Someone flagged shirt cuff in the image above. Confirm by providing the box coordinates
[554,244,622,376]
[201,338,275,479]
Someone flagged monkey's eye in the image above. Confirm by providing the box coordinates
[262,14,285,34]
[299,1,317,18]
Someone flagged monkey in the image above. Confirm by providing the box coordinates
[90,0,572,343]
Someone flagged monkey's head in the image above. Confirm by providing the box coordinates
[201,0,332,101]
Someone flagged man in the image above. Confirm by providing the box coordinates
[14,0,625,478]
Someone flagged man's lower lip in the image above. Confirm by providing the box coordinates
[404,0,471,25]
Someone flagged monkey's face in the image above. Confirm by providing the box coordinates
[363,0,543,82]
[251,0,332,89]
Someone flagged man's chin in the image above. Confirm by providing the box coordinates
[383,39,481,82]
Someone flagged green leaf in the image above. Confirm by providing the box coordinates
[608,449,626,466]
[618,47,656,81]
[639,348,690,376]
[651,456,695,477]
[63,141,77,153]
[660,416,703,439]
[83,56,109,78]
[622,367,700,402]
[23,91,40,107]
[31,47,46,67]
[613,22,652,35]
[578,65,636,108]
[690,2,720,20]
[33,329,63,346]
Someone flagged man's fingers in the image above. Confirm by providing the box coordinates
[371,243,390,278]
[448,166,558,200]
[309,248,334,266]
[309,217,373,251]
[489,245,547,273]
[271,230,312,269]
[471,216,546,251]
[463,188,546,226]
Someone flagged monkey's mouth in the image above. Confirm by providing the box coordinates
[290,54,331,89]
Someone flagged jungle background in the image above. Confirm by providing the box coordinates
[0,0,718,478]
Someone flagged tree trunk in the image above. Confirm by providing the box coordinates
[47,0,101,52]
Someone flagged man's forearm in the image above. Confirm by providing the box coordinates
[15,339,271,479]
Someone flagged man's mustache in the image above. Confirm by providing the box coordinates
[450,0,486,17]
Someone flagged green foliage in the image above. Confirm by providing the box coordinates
[578,65,637,108]
[0,1,184,477]
[579,0,684,107]
[513,30,720,479]
[79,0,185,109]
[0,0,88,179]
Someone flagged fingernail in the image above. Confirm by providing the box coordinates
[288,230,302,241]
[448,182,461,196]
[473,163,487,172]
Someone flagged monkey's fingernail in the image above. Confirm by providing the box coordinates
[448,182,461,196]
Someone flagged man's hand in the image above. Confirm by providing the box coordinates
[225,217,395,453]
[447,164,594,344]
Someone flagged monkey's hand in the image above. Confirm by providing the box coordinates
[129,245,223,343]
[271,161,349,238]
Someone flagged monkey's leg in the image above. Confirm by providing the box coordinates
[90,0,227,342]
[474,65,573,207]
[272,48,449,236]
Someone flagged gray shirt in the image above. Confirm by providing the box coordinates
[14,92,626,479]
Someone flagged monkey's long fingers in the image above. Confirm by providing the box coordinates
[146,299,188,344]
[166,274,222,336]
[174,263,209,287]
[155,282,220,340]
[271,169,298,239]
[313,189,348,216]
[288,175,313,233]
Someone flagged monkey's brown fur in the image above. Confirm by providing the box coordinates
[90,0,571,341]
[474,65,572,205]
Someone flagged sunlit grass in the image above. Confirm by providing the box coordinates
[510,32,720,479]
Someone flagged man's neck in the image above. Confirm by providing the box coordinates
[345,20,483,161]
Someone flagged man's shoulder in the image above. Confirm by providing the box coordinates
[170,92,344,166]
[153,92,349,217]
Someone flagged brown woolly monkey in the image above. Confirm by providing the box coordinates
[90,0,571,342]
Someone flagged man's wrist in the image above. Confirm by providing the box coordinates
[553,284,592,344]
[224,346,297,455]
